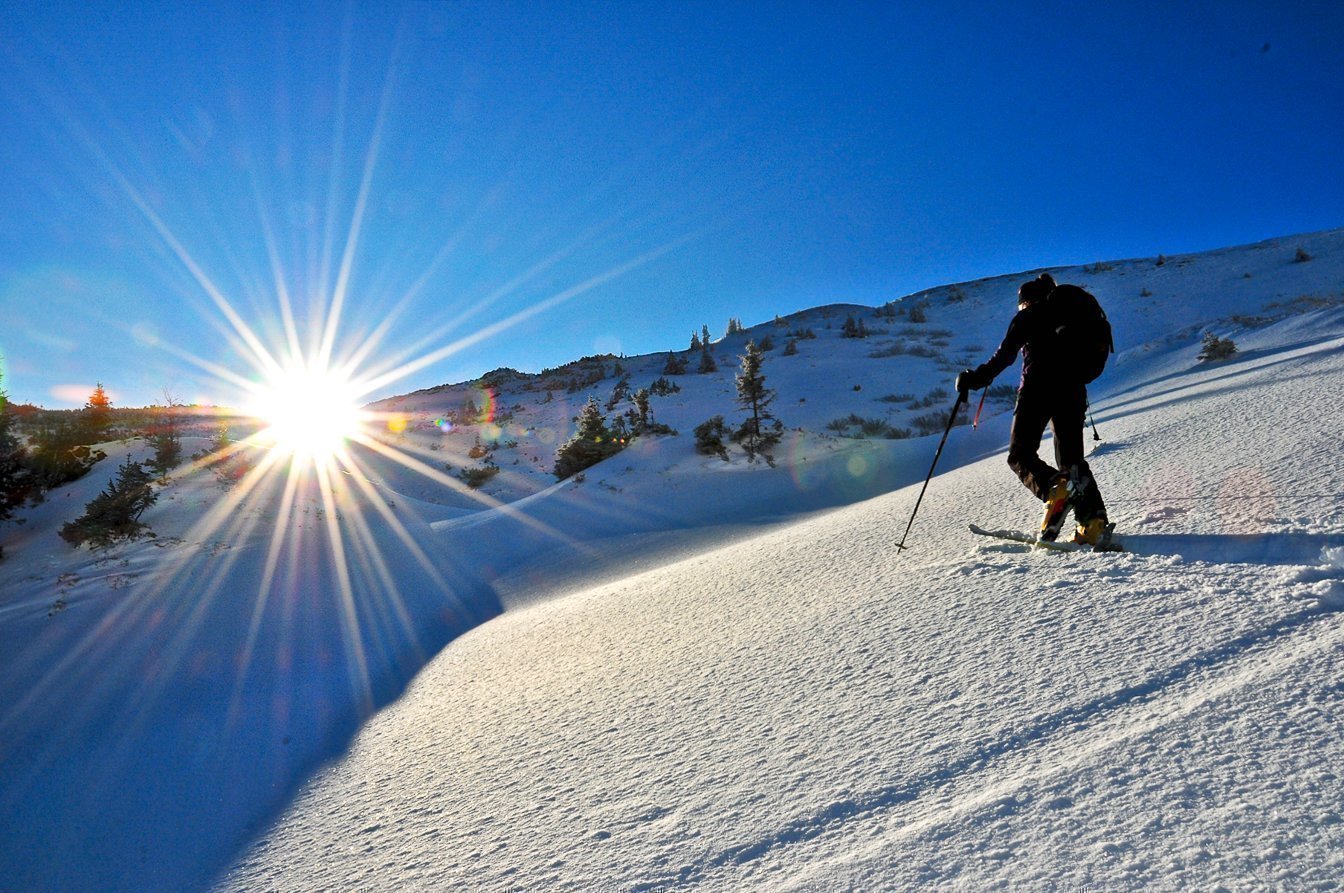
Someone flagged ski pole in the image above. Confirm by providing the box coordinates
[972,388,988,429]
[896,391,967,553]
[1087,405,1102,442]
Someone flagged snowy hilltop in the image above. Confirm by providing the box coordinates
[2,229,1344,891]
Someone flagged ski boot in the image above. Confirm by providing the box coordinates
[1072,517,1108,546]
[1039,472,1074,541]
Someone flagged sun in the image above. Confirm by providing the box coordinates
[247,361,367,460]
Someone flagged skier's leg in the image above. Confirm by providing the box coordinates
[1007,388,1057,501]
[1051,385,1107,522]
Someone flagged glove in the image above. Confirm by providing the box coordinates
[955,368,987,395]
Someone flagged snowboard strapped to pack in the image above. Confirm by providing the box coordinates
[1047,284,1114,384]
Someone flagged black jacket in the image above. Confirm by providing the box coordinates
[975,301,1065,388]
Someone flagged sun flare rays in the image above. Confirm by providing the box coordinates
[244,359,368,462]
[2,29,704,757]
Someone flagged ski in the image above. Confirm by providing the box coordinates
[968,523,1124,553]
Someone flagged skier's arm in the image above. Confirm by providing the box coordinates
[958,312,1028,392]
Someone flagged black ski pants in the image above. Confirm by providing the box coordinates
[1007,381,1106,522]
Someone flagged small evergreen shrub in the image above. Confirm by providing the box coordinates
[59,456,157,548]
[649,377,681,396]
[841,315,869,338]
[1198,332,1238,362]
[553,398,624,480]
[693,416,730,461]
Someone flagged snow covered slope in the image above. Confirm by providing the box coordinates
[2,229,1343,890]
[220,302,1344,891]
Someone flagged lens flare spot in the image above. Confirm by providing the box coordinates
[131,322,160,346]
[468,387,496,424]
[846,453,871,479]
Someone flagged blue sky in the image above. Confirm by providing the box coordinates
[2,1,1341,408]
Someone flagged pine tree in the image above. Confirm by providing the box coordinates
[782,338,799,356]
[209,420,232,453]
[1198,332,1238,362]
[733,340,782,464]
[203,420,250,488]
[606,373,631,411]
[59,455,157,548]
[553,397,624,480]
[690,331,702,351]
[649,376,681,397]
[84,382,113,442]
[662,352,688,375]
[697,344,717,374]
[701,324,712,346]
[0,368,33,554]
[693,416,730,461]
[840,314,869,338]
[147,396,183,478]
[28,413,104,491]
[631,388,651,432]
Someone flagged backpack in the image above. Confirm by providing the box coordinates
[1047,284,1114,384]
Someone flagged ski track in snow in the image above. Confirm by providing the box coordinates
[770,607,1344,890]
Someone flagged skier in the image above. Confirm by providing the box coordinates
[955,272,1110,545]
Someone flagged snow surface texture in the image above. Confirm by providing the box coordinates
[3,230,1343,891]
